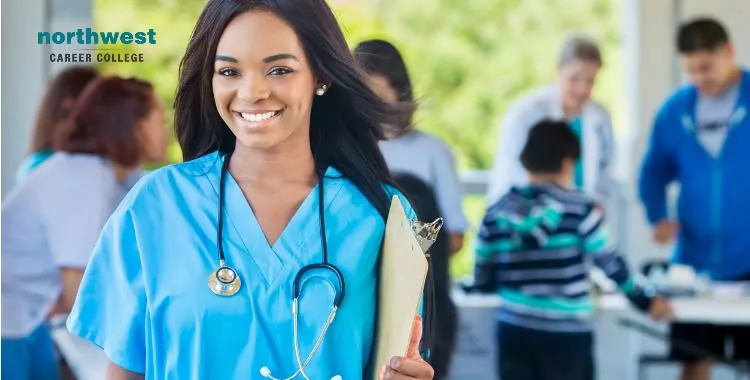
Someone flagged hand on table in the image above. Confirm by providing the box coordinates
[649,295,674,321]
[380,316,434,380]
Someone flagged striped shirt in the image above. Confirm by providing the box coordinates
[473,183,653,332]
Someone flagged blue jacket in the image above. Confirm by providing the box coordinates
[638,69,750,281]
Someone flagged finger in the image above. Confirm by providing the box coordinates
[388,357,434,379]
[381,367,409,380]
[405,316,422,359]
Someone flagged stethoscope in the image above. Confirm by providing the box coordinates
[208,152,345,380]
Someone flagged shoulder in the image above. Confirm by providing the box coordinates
[9,153,112,203]
[34,153,110,181]
[544,186,597,212]
[586,99,612,119]
[660,85,695,115]
[741,69,750,94]
[149,151,223,183]
[117,152,222,213]
[667,85,695,105]
[15,151,53,180]
[320,168,417,226]
[500,86,557,131]
[646,86,695,136]
[410,131,454,156]
[384,183,417,220]
[509,86,557,113]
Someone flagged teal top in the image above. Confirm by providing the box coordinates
[568,117,584,189]
[15,150,54,183]
[67,151,419,379]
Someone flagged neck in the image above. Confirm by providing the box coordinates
[528,173,569,188]
[384,125,412,140]
[111,162,139,184]
[558,86,583,119]
[563,107,581,120]
[722,67,743,91]
[229,141,317,186]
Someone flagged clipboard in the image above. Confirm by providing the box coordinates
[371,195,440,378]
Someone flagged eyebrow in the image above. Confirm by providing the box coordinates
[214,53,299,64]
[215,55,237,63]
[263,53,298,63]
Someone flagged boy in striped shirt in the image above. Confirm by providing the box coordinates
[473,120,672,380]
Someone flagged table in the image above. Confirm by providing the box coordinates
[447,289,750,380]
[49,315,108,380]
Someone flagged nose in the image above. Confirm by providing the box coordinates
[237,73,271,102]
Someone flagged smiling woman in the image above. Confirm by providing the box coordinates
[211,12,317,151]
[65,0,435,380]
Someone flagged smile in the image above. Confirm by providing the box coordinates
[239,110,280,122]
[232,109,283,129]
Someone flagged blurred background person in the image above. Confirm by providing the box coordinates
[638,17,750,380]
[16,66,100,183]
[393,172,458,380]
[1,76,168,380]
[473,120,672,380]
[486,33,614,206]
[354,38,470,254]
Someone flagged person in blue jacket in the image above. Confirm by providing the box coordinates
[638,17,750,380]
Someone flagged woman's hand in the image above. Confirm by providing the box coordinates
[380,317,435,379]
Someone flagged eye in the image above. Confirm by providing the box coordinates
[268,67,293,76]
[217,68,239,77]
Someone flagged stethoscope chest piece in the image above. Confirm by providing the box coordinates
[208,261,241,296]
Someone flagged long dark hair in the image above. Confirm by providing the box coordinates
[354,39,417,132]
[174,0,403,219]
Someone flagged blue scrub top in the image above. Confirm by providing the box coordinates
[67,151,416,379]
[568,117,584,189]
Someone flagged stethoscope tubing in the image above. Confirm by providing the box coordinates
[215,151,346,380]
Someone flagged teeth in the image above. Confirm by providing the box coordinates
[240,111,276,122]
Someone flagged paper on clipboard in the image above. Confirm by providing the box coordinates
[371,195,431,379]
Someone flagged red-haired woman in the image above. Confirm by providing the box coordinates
[16,66,100,183]
[1,76,168,380]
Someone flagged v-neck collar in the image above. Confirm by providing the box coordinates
[207,152,344,286]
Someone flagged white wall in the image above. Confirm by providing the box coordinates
[1,0,49,197]
[1,0,93,197]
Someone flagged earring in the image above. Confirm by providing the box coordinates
[315,84,328,96]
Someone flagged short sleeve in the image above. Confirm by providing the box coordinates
[46,191,113,268]
[66,204,147,374]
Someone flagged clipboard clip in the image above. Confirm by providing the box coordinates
[411,217,444,254]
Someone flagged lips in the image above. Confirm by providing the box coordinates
[238,110,280,122]
[231,109,283,130]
